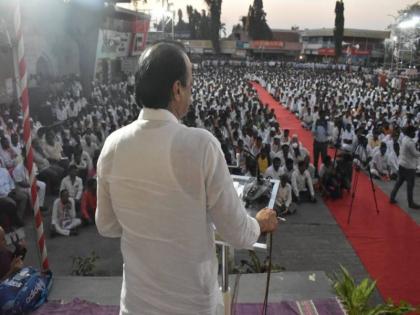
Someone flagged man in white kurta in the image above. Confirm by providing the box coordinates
[95,43,278,315]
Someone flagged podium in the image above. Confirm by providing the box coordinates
[216,175,280,315]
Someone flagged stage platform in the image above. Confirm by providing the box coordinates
[48,271,335,305]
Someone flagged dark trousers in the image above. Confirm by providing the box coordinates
[313,140,328,172]
[390,166,416,205]
[0,196,24,230]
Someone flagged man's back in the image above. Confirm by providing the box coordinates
[96,109,260,314]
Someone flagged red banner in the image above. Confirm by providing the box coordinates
[131,19,150,55]
[318,47,371,56]
[250,40,284,49]
[351,49,370,56]
[318,48,335,56]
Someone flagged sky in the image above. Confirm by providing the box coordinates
[121,0,415,33]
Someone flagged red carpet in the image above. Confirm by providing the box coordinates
[252,82,420,307]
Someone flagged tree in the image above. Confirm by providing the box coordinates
[333,0,344,60]
[175,8,189,33]
[186,5,199,39]
[204,0,222,54]
[247,0,272,40]
[198,10,211,39]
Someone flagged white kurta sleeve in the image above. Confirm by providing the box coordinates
[51,199,59,227]
[76,178,83,201]
[285,184,292,207]
[204,138,260,249]
[95,135,122,238]
[306,171,315,197]
[291,171,299,197]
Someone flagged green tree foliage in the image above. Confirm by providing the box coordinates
[247,0,272,40]
[175,8,188,33]
[333,0,344,60]
[186,5,210,39]
[398,2,420,17]
[204,0,222,54]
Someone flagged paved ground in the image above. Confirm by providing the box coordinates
[19,174,420,305]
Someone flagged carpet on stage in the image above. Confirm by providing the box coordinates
[251,82,420,307]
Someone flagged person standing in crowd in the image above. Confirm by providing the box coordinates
[390,126,420,209]
[95,42,278,315]
[312,110,330,176]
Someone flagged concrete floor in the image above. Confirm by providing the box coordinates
[47,271,335,305]
[19,175,420,305]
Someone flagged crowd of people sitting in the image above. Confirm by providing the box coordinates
[253,64,420,206]
[0,61,419,239]
[0,76,140,237]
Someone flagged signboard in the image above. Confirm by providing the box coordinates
[318,48,335,56]
[318,47,370,56]
[236,41,250,49]
[97,29,131,59]
[250,40,284,49]
[131,19,150,55]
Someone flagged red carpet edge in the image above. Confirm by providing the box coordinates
[251,82,420,307]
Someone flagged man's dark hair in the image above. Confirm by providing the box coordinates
[60,189,68,198]
[135,42,188,109]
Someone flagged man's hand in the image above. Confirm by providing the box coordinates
[256,208,278,233]
[10,256,24,273]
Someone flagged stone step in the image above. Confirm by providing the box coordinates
[47,271,334,305]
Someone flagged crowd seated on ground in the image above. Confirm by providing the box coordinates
[0,60,419,233]
[0,75,138,235]
[250,63,419,185]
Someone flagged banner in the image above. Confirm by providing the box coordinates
[318,48,335,56]
[250,40,284,49]
[318,47,371,56]
[131,19,150,55]
[97,29,131,58]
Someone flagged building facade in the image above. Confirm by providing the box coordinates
[301,28,390,64]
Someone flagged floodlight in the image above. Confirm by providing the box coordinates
[151,7,167,20]
[398,16,420,29]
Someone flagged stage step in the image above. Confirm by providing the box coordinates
[48,271,334,305]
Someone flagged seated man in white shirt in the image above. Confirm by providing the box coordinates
[60,165,83,211]
[12,162,46,211]
[279,143,293,166]
[291,161,316,203]
[51,189,81,237]
[269,136,282,160]
[370,142,396,180]
[280,158,296,183]
[264,157,283,180]
[275,175,296,215]
[0,167,25,230]
[302,107,313,130]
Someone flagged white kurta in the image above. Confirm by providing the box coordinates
[96,108,260,315]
